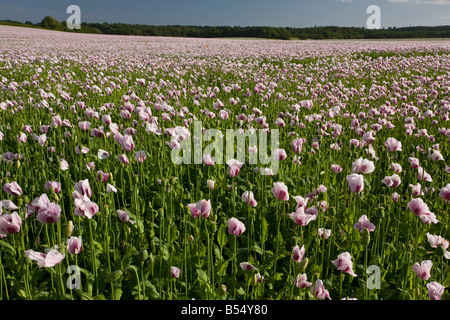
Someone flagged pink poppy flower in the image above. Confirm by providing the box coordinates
[91,128,104,138]
[74,179,92,198]
[408,198,438,224]
[381,174,401,188]
[331,164,342,173]
[187,203,201,218]
[311,279,331,300]
[135,150,147,163]
[195,199,211,218]
[384,137,402,152]
[0,212,22,235]
[410,183,423,196]
[439,183,450,202]
[28,194,51,213]
[295,273,312,289]
[426,233,450,259]
[1,200,18,211]
[118,154,130,164]
[294,196,309,211]
[98,149,110,160]
[240,262,257,270]
[37,202,61,224]
[292,245,305,263]
[106,184,117,193]
[78,121,91,131]
[119,134,135,152]
[3,181,23,197]
[346,174,364,193]
[271,182,289,201]
[354,215,376,233]
[351,158,375,174]
[332,252,357,277]
[24,249,65,268]
[290,207,317,226]
[391,163,402,173]
[60,158,69,170]
[117,210,136,224]
[17,132,27,143]
[427,282,445,300]
[417,167,432,182]
[428,149,444,162]
[73,194,99,219]
[228,217,246,236]
[171,266,181,278]
[202,154,215,166]
[318,228,331,239]
[408,157,420,169]
[392,192,399,202]
[207,179,215,190]
[412,260,432,281]
[45,181,61,193]
[242,191,257,207]
[274,149,287,161]
[96,171,109,183]
[291,138,306,154]
[67,236,82,255]
[227,159,243,177]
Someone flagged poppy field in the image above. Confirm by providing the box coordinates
[0,25,449,300]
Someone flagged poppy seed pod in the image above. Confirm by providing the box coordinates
[139,249,149,262]
[298,257,309,273]
[362,227,371,247]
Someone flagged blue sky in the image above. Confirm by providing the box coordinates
[0,0,449,28]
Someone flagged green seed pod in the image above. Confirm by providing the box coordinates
[104,270,123,283]
[362,228,371,247]
[437,245,447,257]
[139,249,149,262]
[298,257,309,273]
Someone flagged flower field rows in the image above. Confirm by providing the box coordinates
[0,25,449,300]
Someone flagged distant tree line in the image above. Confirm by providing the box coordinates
[1,16,450,40]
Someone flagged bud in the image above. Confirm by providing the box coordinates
[139,249,149,262]
[252,273,264,286]
[437,245,447,257]
[362,227,371,247]
[298,257,309,273]
[66,221,74,237]
[104,270,123,283]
